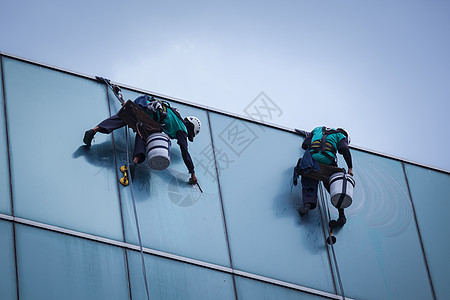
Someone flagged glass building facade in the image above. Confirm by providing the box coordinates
[0,52,449,300]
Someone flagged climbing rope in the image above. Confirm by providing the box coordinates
[125,126,151,300]
[98,76,151,298]
[318,182,346,300]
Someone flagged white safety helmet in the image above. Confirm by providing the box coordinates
[184,116,201,141]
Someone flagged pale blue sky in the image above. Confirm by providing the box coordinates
[1,0,449,171]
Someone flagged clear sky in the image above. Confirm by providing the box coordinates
[1,0,449,171]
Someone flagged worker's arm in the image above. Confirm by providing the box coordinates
[337,138,353,176]
[176,130,197,183]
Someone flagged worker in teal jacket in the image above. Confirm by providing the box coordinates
[83,95,201,184]
[299,126,353,225]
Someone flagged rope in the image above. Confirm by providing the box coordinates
[99,77,150,298]
[135,122,144,141]
[125,126,151,300]
[318,182,346,300]
[316,185,338,294]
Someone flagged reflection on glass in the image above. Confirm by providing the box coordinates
[333,151,433,300]
[127,250,235,299]
[0,220,16,300]
[16,224,130,300]
[405,163,450,300]
[3,58,123,240]
[209,112,335,292]
[236,275,329,300]
[0,61,11,214]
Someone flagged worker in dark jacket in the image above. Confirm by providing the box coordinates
[298,126,353,225]
[83,95,201,184]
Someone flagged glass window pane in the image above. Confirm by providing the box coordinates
[236,276,330,300]
[404,163,450,299]
[333,151,433,300]
[15,224,130,300]
[106,89,231,266]
[0,220,17,300]
[0,59,11,214]
[209,112,335,293]
[127,250,235,300]
[3,57,123,240]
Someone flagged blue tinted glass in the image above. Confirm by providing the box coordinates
[3,58,123,240]
[0,60,11,214]
[0,220,17,300]
[236,276,329,300]
[127,250,235,299]
[104,89,231,266]
[15,224,130,300]
[333,151,433,300]
[209,112,335,292]
[405,164,450,299]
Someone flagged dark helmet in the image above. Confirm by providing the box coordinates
[337,128,350,144]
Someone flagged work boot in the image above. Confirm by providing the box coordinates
[337,208,346,226]
[83,129,95,147]
[299,203,312,215]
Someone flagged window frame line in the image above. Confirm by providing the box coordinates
[0,213,354,300]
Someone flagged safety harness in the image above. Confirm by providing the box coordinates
[144,97,184,126]
[309,127,346,163]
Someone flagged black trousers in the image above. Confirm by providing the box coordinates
[97,114,146,163]
[301,176,330,209]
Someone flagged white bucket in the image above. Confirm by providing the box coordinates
[146,132,171,170]
[329,172,355,209]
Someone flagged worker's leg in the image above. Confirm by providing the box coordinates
[299,176,319,215]
[96,114,127,134]
[83,115,127,147]
[133,135,146,164]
